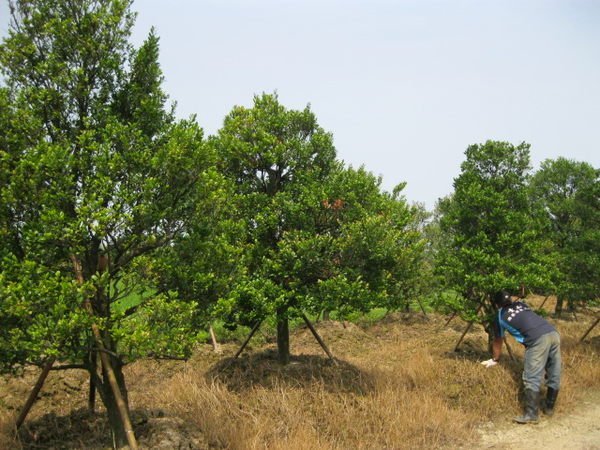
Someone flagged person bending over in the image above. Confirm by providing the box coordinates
[482,290,561,424]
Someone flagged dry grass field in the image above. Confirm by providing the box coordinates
[1,295,599,449]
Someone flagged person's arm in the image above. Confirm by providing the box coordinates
[491,336,503,362]
[481,315,504,368]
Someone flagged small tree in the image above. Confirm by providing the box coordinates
[529,158,600,314]
[213,93,424,363]
[436,141,552,326]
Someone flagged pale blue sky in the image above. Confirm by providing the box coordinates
[2,0,599,208]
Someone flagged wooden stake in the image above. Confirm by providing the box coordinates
[232,320,262,360]
[209,325,222,354]
[15,358,55,429]
[580,316,600,343]
[444,311,458,327]
[454,303,483,352]
[415,298,428,317]
[503,337,516,362]
[301,312,338,365]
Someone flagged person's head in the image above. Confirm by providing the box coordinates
[493,290,512,308]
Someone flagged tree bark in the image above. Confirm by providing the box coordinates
[554,296,564,317]
[88,350,97,413]
[97,354,131,449]
[276,307,290,365]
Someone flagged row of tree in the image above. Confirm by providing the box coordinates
[1,0,598,447]
[430,141,599,321]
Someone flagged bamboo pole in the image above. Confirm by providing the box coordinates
[70,255,138,450]
[301,312,338,365]
[15,358,55,429]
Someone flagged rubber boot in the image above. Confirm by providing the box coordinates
[513,389,539,424]
[542,387,558,416]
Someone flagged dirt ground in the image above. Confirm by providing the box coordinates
[1,301,599,449]
[473,389,600,450]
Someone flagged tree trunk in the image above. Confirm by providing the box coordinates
[554,296,564,317]
[276,307,290,365]
[71,254,137,449]
[88,350,97,413]
[94,354,131,449]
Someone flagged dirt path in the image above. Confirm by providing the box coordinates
[473,390,600,450]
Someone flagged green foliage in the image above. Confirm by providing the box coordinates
[0,256,93,372]
[114,292,198,359]
[0,0,213,385]
[210,93,426,360]
[529,158,600,307]
[435,141,552,317]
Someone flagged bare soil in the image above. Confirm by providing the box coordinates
[472,389,600,450]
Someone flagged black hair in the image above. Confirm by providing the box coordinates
[493,290,512,308]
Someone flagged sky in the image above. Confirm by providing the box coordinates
[1,0,599,209]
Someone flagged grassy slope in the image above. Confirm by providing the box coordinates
[1,295,599,449]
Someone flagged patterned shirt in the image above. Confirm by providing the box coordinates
[495,301,556,347]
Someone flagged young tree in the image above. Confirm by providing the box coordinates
[529,158,600,314]
[0,1,211,446]
[436,141,552,323]
[212,93,424,363]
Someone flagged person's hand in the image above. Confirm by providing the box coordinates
[480,358,498,368]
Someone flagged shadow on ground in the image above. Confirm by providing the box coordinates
[207,349,376,395]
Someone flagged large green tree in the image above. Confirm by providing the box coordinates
[212,93,424,363]
[529,158,600,314]
[436,141,552,321]
[0,1,211,446]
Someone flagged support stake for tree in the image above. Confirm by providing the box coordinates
[415,298,428,318]
[503,337,516,362]
[579,316,600,343]
[301,312,338,365]
[454,303,483,352]
[444,311,458,327]
[209,325,222,354]
[15,358,55,429]
[232,320,262,360]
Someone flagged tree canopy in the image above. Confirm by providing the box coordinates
[529,157,600,313]
[435,141,552,319]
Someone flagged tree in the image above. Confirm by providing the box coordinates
[529,158,600,314]
[436,141,552,324]
[0,1,211,446]
[212,93,424,363]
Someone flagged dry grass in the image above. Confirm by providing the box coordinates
[1,296,599,449]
